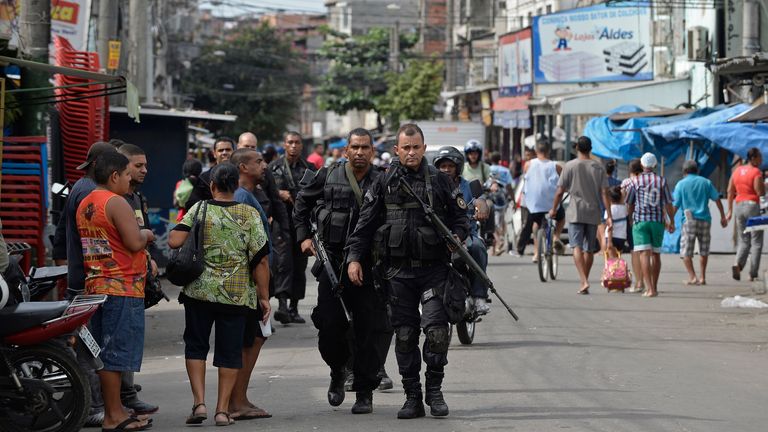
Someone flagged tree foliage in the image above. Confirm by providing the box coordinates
[318,28,417,116]
[379,59,444,126]
[179,24,310,140]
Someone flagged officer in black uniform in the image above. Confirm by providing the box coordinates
[346,123,469,419]
[294,128,392,414]
[269,131,316,323]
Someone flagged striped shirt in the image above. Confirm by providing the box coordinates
[626,172,672,223]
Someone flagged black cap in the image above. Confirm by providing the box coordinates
[77,142,116,170]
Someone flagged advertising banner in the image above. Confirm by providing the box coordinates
[533,3,652,83]
[498,28,532,97]
[51,0,91,51]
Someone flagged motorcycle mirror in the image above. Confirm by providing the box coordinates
[52,182,70,197]
[469,180,483,199]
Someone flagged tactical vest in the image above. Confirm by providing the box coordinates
[375,163,448,262]
[316,162,363,248]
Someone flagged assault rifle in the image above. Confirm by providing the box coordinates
[396,175,519,321]
[312,232,352,323]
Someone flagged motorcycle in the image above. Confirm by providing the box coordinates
[0,258,106,432]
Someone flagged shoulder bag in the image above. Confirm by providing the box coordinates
[166,201,208,286]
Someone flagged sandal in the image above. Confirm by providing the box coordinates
[215,412,235,427]
[185,403,207,425]
[232,406,272,420]
[102,417,151,432]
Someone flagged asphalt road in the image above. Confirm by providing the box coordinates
[136,253,768,431]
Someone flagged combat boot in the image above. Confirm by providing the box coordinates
[289,300,306,324]
[396,378,425,419]
[274,297,290,324]
[424,369,449,417]
[327,369,346,407]
[350,391,373,414]
[377,366,393,391]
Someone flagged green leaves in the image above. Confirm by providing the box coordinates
[379,58,444,127]
[179,23,311,140]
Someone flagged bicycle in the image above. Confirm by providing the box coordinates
[536,215,559,282]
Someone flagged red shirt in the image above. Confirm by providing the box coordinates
[733,165,762,203]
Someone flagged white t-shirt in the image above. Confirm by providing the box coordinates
[606,204,628,239]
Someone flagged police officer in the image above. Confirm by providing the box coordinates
[432,146,491,314]
[269,131,316,323]
[346,124,469,419]
[294,128,392,414]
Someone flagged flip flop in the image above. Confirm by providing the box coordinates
[185,403,207,425]
[577,287,589,295]
[232,407,272,420]
[683,280,700,286]
[215,412,235,427]
[102,417,152,432]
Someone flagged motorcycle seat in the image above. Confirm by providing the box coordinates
[29,265,68,282]
[0,301,70,337]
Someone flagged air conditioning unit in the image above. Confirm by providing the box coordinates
[687,26,710,61]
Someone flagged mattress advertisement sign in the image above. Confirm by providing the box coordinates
[532,4,652,83]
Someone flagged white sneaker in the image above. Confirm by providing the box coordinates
[475,297,490,315]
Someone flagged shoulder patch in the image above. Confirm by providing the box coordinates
[456,196,467,210]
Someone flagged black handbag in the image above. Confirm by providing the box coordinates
[166,201,207,286]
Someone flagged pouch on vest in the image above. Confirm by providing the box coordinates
[327,212,350,246]
[373,224,391,263]
[415,226,442,260]
[388,225,408,258]
[315,207,331,241]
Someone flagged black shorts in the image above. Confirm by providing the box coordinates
[181,294,247,369]
[243,305,268,348]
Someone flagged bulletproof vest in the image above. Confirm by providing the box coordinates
[376,163,448,262]
[270,156,309,195]
[316,162,372,248]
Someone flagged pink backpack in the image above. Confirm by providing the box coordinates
[601,247,632,292]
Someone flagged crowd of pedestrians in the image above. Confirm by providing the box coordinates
[39,123,764,430]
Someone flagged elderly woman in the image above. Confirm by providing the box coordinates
[169,163,270,427]
[727,147,765,282]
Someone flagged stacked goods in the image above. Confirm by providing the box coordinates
[603,42,648,76]
[53,36,109,184]
[0,136,48,268]
[540,51,605,81]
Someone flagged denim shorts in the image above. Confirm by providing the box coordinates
[89,295,145,372]
[568,223,599,253]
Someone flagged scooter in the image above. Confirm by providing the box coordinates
[0,263,106,432]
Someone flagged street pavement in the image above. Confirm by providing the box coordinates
[137,253,768,431]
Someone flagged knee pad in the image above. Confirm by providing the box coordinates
[395,326,419,353]
[425,326,450,354]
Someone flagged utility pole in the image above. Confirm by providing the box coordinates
[97,0,119,72]
[19,0,51,136]
[129,0,153,104]
[390,20,400,72]
[445,0,455,91]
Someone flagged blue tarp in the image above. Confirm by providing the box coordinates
[643,104,751,142]
[692,123,768,169]
[583,105,715,162]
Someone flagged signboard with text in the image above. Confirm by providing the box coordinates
[498,28,532,97]
[51,0,91,51]
[532,3,652,83]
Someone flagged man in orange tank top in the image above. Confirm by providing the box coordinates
[77,152,156,431]
[727,148,765,281]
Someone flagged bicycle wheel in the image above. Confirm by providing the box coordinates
[537,228,548,282]
[549,246,558,280]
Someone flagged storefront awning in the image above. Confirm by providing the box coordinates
[528,78,691,115]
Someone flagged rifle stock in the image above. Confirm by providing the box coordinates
[312,233,352,322]
[397,177,519,321]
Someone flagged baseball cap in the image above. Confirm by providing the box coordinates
[640,152,657,169]
[77,142,117,170]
